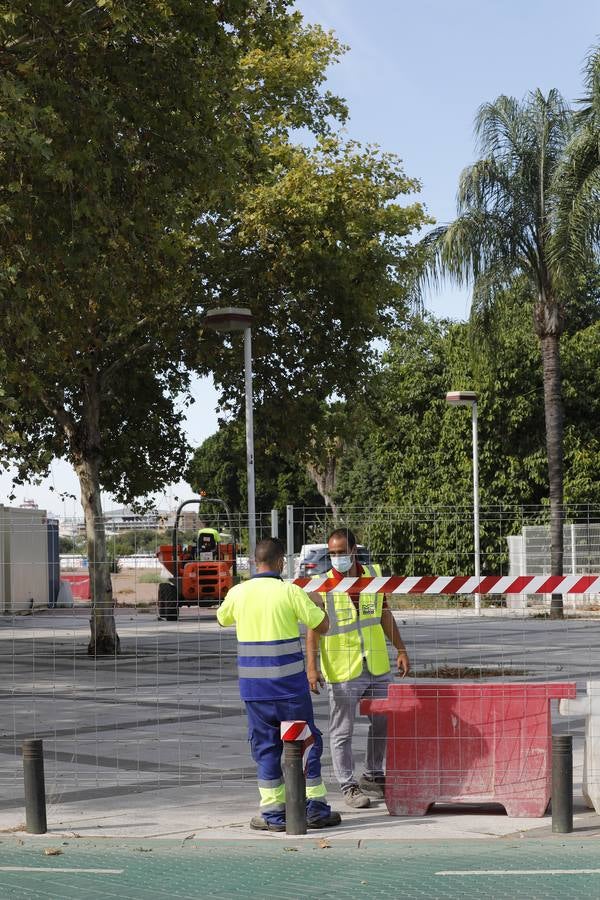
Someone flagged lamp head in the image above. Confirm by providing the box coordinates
[445,390,477,407]
[203,307,252,332]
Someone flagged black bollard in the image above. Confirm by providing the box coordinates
[22,739,47,834]
[283,739,307,835]
[552,734,573,834]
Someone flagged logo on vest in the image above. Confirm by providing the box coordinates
[360,597,377,616]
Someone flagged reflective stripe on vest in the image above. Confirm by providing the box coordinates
[237,636,307,699]
[323,564,380,636]
[237,660,305,679]
[239,638,302,658]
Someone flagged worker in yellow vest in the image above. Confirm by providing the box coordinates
[306,528,410,809]
[217,537,341,832]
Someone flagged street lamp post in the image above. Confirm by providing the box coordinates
[204,307,256,575]
[445,390,481,614]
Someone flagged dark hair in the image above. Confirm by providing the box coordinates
[328,528,357,549]
[255,537,285,567]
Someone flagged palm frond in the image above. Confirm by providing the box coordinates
[418,87,583,325]
[551,120,600,276]
[577,46,600,124]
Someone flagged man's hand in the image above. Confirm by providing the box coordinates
[307,667,325,695]
[396,649,410,677]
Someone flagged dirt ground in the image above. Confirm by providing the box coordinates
[111,568,163,607]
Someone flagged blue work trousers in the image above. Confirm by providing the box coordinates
[245,692,330,826]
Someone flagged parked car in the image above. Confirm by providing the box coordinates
[295,542,372,578]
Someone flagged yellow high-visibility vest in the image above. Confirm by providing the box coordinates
[317,564,390,683]
[217,576,325,700]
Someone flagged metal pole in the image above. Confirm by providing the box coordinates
[472,401,481,615]
[22,739,47,834]
[271,509,279,539]
[286,505,294,580]
[552,734,573,833]
[570,522,576,575]
[282,740,307,835]
[244,326,256,576]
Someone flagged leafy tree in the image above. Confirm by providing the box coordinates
[106,528,170,557]
[59,535,83,554]
[201,137,429,440]
[0,1,349,652]
[195,137,429,540]
[193,276,600,578]
[420,90,577,616]
[334,280,600,574]
[186,419,324,516]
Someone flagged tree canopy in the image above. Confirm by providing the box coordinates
[200,137,429,440]
[194,275,600,575]
[0,1,429,650]
[0,1,349,651]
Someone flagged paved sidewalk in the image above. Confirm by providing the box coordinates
[3,777,599,841]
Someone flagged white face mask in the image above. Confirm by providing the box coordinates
[330,554,353,573]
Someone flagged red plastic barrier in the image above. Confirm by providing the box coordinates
[61,573,91,600]
[361,681,576,818]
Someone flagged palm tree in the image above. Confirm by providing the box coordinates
[422,89,575,617]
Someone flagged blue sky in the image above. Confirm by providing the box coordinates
[298,0,599,317]
[3,1,599,514]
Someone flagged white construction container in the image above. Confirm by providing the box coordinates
[0,506,49,613]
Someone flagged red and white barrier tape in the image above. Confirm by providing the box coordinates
[292,574,600,595]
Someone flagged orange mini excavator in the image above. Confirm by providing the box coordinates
[156,497,237,621]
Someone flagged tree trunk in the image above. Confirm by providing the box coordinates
[540,332,565,620]
[306,455,340,520]
[75,455,120,655]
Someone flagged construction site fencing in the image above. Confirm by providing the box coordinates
[1,503,600,828]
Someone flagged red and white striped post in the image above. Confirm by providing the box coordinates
[281,720,313,835]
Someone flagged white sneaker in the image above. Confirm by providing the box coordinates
[343,785,371,808]
[358,774,385,799]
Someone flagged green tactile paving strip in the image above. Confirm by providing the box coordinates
[2,837,600,900]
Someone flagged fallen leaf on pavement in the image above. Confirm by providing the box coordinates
[44,848,63,856]
[181,833,196,844]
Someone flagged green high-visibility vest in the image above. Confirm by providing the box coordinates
[317,564,390,683]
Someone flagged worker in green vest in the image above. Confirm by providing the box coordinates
[197,522,221,558]
[306,528,410,809]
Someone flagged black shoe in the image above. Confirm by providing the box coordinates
[250,815,286,832]
[307,811,342,829]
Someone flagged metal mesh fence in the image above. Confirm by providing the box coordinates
[1,503,600,832]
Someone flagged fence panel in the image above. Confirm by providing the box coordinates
[1,504,599,830]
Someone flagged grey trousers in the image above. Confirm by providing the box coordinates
[327,667,392,792]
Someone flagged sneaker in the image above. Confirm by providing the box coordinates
[358,774,385,800]
[342,785,371,809]
[250,815,286,833]
[307,810,342,829]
